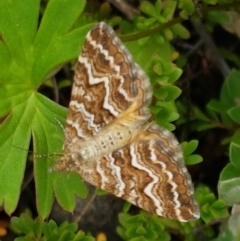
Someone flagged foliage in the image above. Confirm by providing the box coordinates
[213,70,240,241]
[10,213,94,241]
[0,0,203,218]
[185,69,240,209]
[182,140,203,165]
[210,204,240,241]
[0,0,90,218]
[116,210,203,241]
[195,185,228,223]
[117,212,171,241]
[1,0,240,240]
[117,184,229,241]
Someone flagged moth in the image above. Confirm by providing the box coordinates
[53,22,199,221]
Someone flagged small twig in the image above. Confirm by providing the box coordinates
[120,2,240,42]
[184,40,204,58]
[72,189,97,223]
[107,0,140,19]
[192,21,230,78]
[21,170,34,191]
[51,76,59,103]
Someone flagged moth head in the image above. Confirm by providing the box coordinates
[79,147,94,161]
[68,152,82,161]
[55,152,83,171]
[65,148,93,163]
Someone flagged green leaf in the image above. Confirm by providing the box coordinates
[0,0,92,217]
[118,212,132,228]
[156,107,177,125]
[210,201,228,219]
[136,225,146,235]
[43,220,58,237]
[117,212,171,241]
[122,201,132,213]
[0,0,39,65]
[179,0,195,19]
[125,36,166,72]
[230,143,240,170]
[32,94,67,217]
[162,0,176,20]
[171,23,190,39]
[152,62,164,76]
[0,106,31,213]
[33,217,44,238]
[131,237,147,241]
[33,0,90,84]
[182,140,199,156]
[54,172,88,212]
[204,0,217,4]
[116,226,127,240]
[96,188,107,196]
[228,106,240,124]
[168,68,182,83]
[228,207,240,239]
[12,214,34,235]
[218,163,240,205]
[145,228,159,240]
[163,28,174,40]
[140,1,156,17]
[153,87,168,100]
[11,214,95,240]
[185,155,202,165]
[155,0,161,14]
[232,129,240,145]
[192,121,218,131]
[211,199,227,209]
[192,106,210,121]
[200,193,215,205]
[220,70,240,107]
[15,237,33,241]
[81,237,95,241]
[207,10,230,25]
[218,140,240,206]
[163,85,182,101]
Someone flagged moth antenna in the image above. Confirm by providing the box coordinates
[54,117,65,133]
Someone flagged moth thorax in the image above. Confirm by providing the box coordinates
[79,123,140,162]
